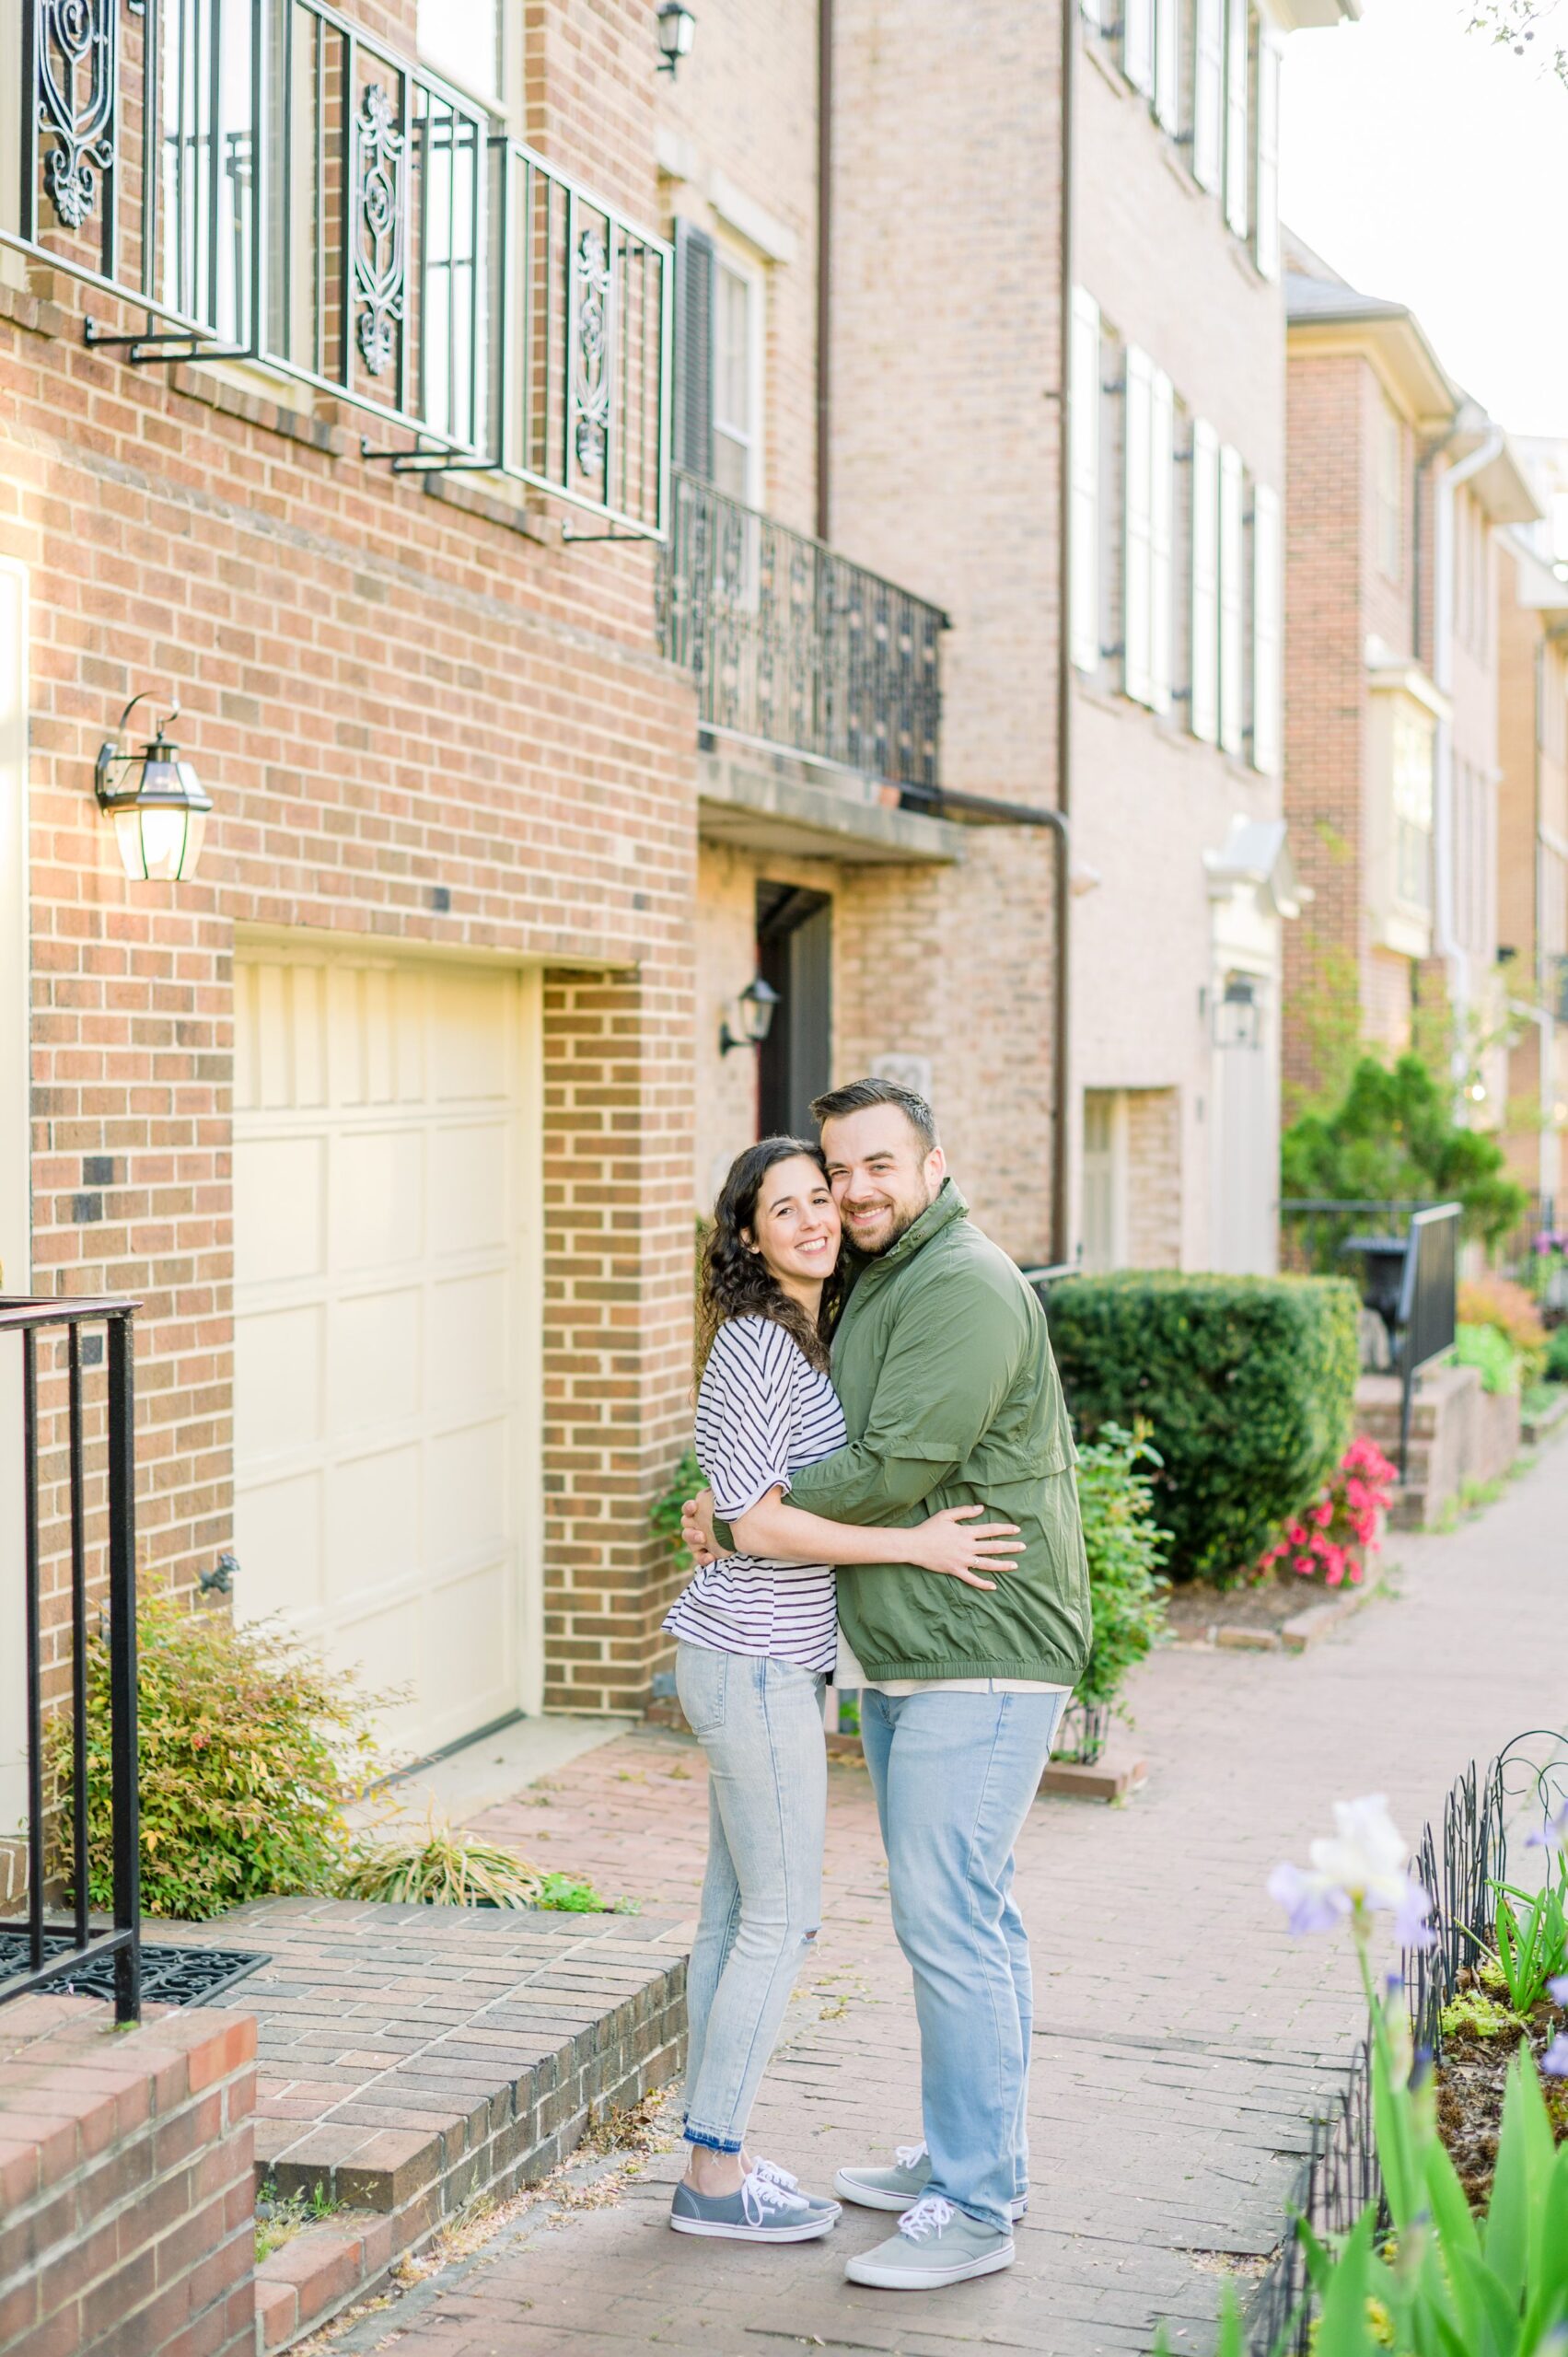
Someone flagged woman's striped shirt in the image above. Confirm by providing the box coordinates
[663,1315,845,1673]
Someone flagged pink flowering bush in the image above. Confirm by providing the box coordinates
[1255,1434,1397,1588]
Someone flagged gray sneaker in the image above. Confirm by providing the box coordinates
[835,2142,1025,2223]
[842,2194,1015,2288]
[670,2166,838,2242]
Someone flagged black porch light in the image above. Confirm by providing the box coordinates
[656,2,696,75]
[719,976,778,1055]
[95,695,213,882]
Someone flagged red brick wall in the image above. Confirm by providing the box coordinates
[1283,349,1369,1104]
[0,1994,256,2357]
[3,159,696,1713]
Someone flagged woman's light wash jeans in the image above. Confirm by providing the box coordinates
[676,1641,827,2153]
[860,1684,1069,2233]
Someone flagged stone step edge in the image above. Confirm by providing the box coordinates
[252,1964,685,2351]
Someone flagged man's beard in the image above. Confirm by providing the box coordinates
[851,1198,923,1259]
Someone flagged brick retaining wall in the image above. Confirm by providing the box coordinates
[0,1993,256,2357]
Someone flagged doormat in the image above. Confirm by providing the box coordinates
[0,1925,269,2009]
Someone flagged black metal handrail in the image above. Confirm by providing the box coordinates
[1,1297,142,2024]
[7,0,670,537]
[1278,1199,1433,1278]
[1396,1202,1459,1476]
[657,470,946,787]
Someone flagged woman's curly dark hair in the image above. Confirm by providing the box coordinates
[695,1137,847,1381]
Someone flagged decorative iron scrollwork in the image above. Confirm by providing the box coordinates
[572,226,612,476]
[35,0,119,231]
[353,81,407,377]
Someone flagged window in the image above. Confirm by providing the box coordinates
[1070,287,1102,674]
[1124,347,1174,712]
[1081,1092,1128,1273]
[1154,0,1180,129]
[713,258,761,504]
[1223,0,1249,238]
[1193,0,1224,192]
[1191,419,1220,743]
[1255,33,1281,280]
[672,228,764,505]
[1392,702,1434,912]
[1218,443,1245,756]
[1376,405,1404,583]
[417,0,501,106]
[1251,483,1281,774]
[1125,0,1155,96]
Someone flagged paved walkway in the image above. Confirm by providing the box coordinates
[326,1432,1568,2357]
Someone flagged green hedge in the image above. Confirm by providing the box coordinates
[1043,1271,1360,1585]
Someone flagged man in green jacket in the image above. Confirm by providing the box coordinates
[685,1077,1091,2291]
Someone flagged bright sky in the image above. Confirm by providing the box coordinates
[1280,0,1568,438]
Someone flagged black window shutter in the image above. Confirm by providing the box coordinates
[673,219,714,480]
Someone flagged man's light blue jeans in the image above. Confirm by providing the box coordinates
[676,1641,827,2154]
[860,1685,1068,2234]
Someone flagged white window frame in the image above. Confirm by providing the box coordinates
[1155,0,1180,130]
[1255,30,1281,280]
[1082,0,1104,30]
[1224,0,1249,239]
[1193,0,1225,193]
[1124,0,1155,95]
[1070,287,1102,675]
[712,247,765,509]
[1251,483,1281,775]
[1218,443,1245,756]
[1124,347,1154,706]
[1150,367,1175,715]
[1191,420,1220,744]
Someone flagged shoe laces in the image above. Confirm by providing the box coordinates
[741,2169,809,2226]
[893,2141,929,2172]
[751,2156,799,2191]
[899,2193,954,2241]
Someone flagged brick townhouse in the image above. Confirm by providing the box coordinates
[675,0,1353,1283]
[1497,439,1568,1214]
[1282,238,1540,1129]
[0,0,709,1806]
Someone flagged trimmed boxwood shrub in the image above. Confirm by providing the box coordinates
[1042,1271,1360,1585]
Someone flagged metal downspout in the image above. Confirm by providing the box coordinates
[816,0,832,543]
[1433,428,1504,1049]
[1051,0,1076,1268]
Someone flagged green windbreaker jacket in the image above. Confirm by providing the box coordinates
[781,1179,1092,1687]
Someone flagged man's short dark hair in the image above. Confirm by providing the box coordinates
[810,1075,938,1155]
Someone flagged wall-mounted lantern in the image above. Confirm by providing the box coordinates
[656,2,696,75]
[95,695,213,882]
[719,976,778,1056]
[1213,971,1262,1050]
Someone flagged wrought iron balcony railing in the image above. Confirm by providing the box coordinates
[6,0,669,538]
[657,471,946,788]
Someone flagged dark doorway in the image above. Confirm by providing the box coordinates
[757,883,832,1141]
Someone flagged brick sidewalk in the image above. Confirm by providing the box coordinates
[322,1433,1568,2357]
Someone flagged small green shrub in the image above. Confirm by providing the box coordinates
[1074,1422,1171,1715]
[651,1446,703,1576]
[47,1590,387,1921]
[1545,1325,1568,1385]
[1044,1271,1359,1583]
[1454,1319,1520,1395]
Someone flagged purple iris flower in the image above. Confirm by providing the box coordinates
[1542,2032,1568,2079]
[1267,1861,1351,1935]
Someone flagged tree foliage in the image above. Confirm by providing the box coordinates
[1282,1052,1528,1247]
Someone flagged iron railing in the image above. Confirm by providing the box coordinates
[1247,1731,1568,2355]
[1278,1200,1433,1280]
[0,1297,141,2024]
[657,470,946,786]
[7,0,669,536]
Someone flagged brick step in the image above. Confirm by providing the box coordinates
[211,1896,687,2353]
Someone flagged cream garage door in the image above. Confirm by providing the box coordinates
[233,949,540,1762]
